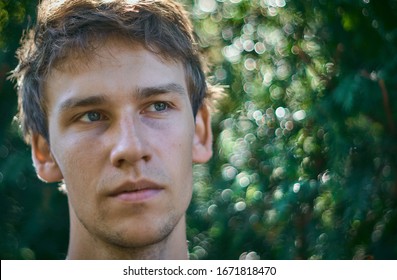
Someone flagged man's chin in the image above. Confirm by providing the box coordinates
[99,215,180,250]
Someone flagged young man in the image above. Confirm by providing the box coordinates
[11,0,217,259]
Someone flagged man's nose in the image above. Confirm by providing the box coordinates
[109,115,151,168]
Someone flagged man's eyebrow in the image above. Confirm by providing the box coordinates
[136,83,187,99]
[57,83,186,113]
[59,95,107,113]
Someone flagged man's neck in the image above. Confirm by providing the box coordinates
[66,240,188,260]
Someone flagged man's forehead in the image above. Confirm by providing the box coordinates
[49,38,180,76]
[43,41,188,106]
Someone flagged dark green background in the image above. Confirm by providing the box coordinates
[1,0,397,259]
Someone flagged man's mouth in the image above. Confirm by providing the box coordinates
[109,179,164,202]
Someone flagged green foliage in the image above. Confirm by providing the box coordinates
[1,0,397,259]
[186,0,397,260]
[0,0,69,259]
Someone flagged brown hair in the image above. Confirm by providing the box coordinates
[11,0,212,143]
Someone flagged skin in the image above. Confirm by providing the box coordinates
[31,41,213,259]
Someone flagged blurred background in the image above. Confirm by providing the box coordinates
[1,0,397,259]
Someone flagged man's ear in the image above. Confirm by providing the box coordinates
[193,104,213,163]
[31,134,63,183]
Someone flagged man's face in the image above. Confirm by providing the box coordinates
[33,42,212,250]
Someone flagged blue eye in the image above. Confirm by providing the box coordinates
[147,102,170,112]
[80,111,104,122]
[153,102,168,111]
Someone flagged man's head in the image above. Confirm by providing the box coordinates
[12,0,210,143]
[11,0,215,259]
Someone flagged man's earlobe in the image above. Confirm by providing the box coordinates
[31,134,63,183]
[193,105,213,163]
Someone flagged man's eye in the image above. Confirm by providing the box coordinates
[148,102,169,112]
[80,111,105,122]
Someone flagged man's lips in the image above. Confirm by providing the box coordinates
[109,179,164,202]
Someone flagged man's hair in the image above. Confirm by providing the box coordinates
[11,0,213,143]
